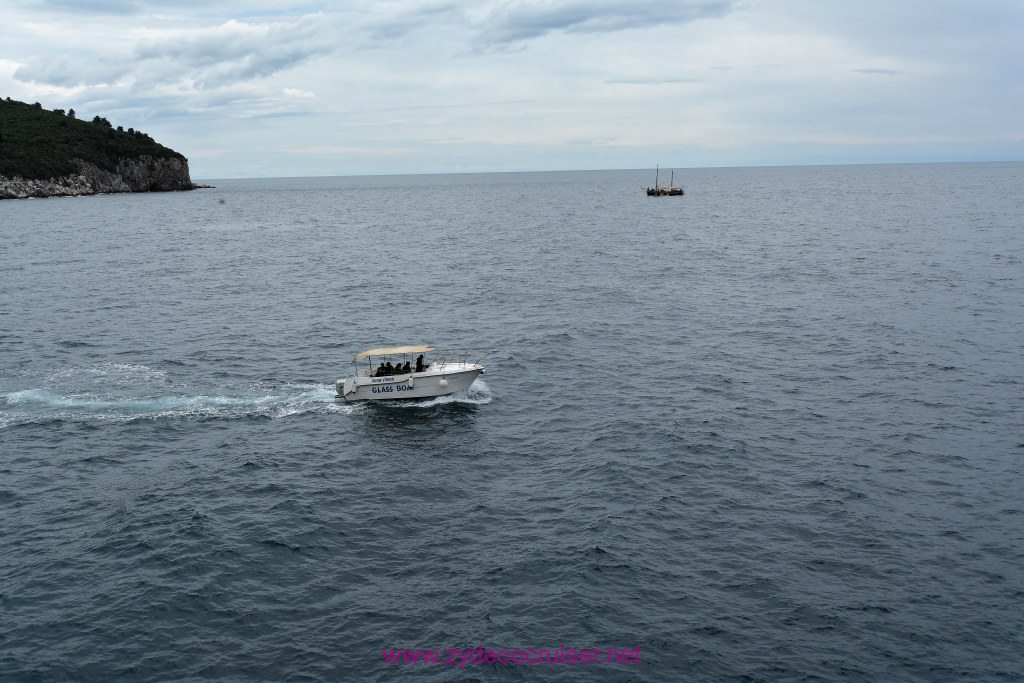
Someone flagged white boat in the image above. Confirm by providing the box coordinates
[335,345,486,402]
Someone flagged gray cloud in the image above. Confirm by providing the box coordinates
[134,15,335,88]
[19,0,285,14]
[478,0,736,45]
[14,13,334,89]
[13,55,132,88]
[362,0,737,48]
[364,3,463,42]
[20,0,145,13]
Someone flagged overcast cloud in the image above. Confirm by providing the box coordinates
[2,0,1021,178]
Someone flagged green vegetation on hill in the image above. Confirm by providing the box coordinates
[0,97,185,180]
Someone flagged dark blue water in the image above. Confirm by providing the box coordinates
[2,164,1023,681]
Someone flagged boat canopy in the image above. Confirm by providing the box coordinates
[354,345,434,361]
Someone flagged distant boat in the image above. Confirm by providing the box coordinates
[645,165,683,196]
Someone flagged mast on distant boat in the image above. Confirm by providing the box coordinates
[645,164,684,196]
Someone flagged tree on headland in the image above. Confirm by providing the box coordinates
[0,96,185,181]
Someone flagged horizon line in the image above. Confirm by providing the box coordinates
[192,158,1024,182]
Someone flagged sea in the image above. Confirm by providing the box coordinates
[1,163,1022,682]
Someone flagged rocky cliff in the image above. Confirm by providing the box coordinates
[0,155,201,200]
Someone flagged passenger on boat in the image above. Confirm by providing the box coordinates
[385,361,393,374]
[416,354,425,373]
[375,363,386,377]
[401,361,411,374]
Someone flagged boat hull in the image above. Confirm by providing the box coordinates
[336,364,483,402]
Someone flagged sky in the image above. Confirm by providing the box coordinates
[2,0,1022,179]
